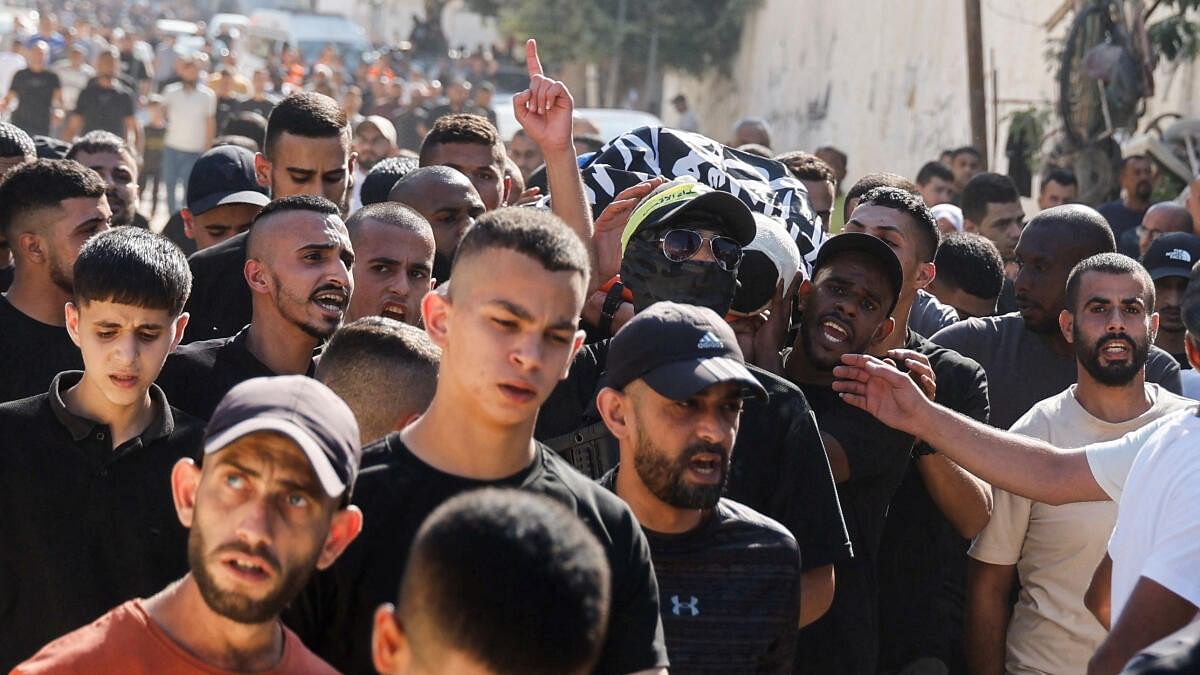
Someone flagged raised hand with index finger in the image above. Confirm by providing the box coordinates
[512,39,574,154]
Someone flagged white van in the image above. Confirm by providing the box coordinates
[240,10,370,73]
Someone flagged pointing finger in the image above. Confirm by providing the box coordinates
[526,38,544,78]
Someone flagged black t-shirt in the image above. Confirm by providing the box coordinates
[0,268,12,293]
[0,372,203,670]
[215,95,242,135]
[536,340,852,571]
[1098,200,1147,239]
[875,330,990,674]
[181,231,251,343]
[284,435,669,675]
[793,382,916,675]
[156,327,308,420]
[9,68,60,136]
[0,295,83,404]
[73,80,135,136]
[600,470,801,674]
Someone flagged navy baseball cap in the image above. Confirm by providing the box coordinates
[204,376,362,498]
[608,301,767,401]
[1143,232,1200,281]
[186,145,270,215]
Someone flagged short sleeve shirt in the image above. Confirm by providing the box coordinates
[14,600,337,674]
[1084,408,1193,502]
[970,384,1194,675]
[284,436,669,675]
[0,295,83,404]
[932,313,1182,430]
[162,83,217,153]
[180,232,251,344]
[1108,412,1200,621]
[73,80,135,136]
[8,68,60,135]
[602,473,801,675]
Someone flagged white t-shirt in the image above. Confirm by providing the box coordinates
[1108,411,1200,622]
[1085,407,1194,502]
[1180,368,1200,400]
[161,82,216,153]
[969,384,1194,675]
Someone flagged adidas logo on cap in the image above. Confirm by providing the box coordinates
[697,331,724,350]
[1167,249,1192,263]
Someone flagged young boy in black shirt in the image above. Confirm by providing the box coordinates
[0,227,203,669]
[285,208,669,675]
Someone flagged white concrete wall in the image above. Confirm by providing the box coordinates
[663,0,1200,188]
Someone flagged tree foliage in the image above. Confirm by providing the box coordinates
[462,0,763,77]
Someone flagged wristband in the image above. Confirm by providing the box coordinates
[598,281,626,336]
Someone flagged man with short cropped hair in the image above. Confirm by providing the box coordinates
[160,53,217,215]
[390,165,485,284]
[287,208,670,675]
[841,172,918,229]
[951,146,984,193]
[62,47,138,159]
[2,40,60,137]
[372,489,611,675]
[420,114,508,212]
[916,160,955,207]
[776,151,836,232]
[359,156,418,207]
[1136,202,1193,259]
[183,91,356,342]
[961,172,1025,265]
[317,317,439,446]
[13,376,363,674]
[344,202,435,326]
[509,127,543,181]
[0,159,110,402]
[0,122,35,290]
[1099,155,1155,240]
[1,227,202,669]
[66,130,142,228]
[158,196,353,420]
[932,205,1180,431]
[597,302,801,673]
[927,232,1005,320]
[966,253,1194,675]
[1038,168,1078,211]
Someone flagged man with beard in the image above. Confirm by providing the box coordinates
[782,233,919,675]
[66,131,143,229]
[286,208,670,675]
[0,159,109,402]
[343,202,435,326]
[160,53,216,216]
[2,40,61,137]
[1100,155,1156,241]
[842,188,992,675]
[389,166,485,284]
[538,177,852,633]
[157,196,353,420]
[1142,233,1200,369]
[933,204,1181,431]
[62,47,139,156]
[966,253,1194,675]
[596,302,802,673]
[13,376,362,673]
[348,116,397,211]
[183,92,355,343]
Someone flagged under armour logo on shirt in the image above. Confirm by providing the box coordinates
[696,332,723,350]
[671,595,700,616]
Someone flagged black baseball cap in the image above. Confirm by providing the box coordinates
[813,232,904,314]
[204,376,362,498]
[1143,232,1200,281]
[608,301,767,401]
[186,145,270,215]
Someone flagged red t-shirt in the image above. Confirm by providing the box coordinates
[12,600,338,675]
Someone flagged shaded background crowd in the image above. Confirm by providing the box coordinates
[2,1,1200,675]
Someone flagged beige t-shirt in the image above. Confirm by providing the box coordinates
[968,383,1194,675]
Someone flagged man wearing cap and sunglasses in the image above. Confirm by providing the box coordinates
[14,376,363,674]
[597,301,802,673]
[539,177,852,631]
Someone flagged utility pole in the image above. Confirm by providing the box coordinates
[964,0,989,167]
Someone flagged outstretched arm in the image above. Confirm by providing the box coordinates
[832,353,1107,505]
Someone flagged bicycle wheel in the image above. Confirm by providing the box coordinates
[1059,1,1117,145]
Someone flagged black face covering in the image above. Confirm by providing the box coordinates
[621,237,739,316]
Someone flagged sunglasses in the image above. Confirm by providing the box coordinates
[658,229,743,271]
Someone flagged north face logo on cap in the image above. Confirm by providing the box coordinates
[1167,249,1192,263]
[697,331,723,349]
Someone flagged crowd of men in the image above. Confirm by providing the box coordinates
[1,4,1200,675]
